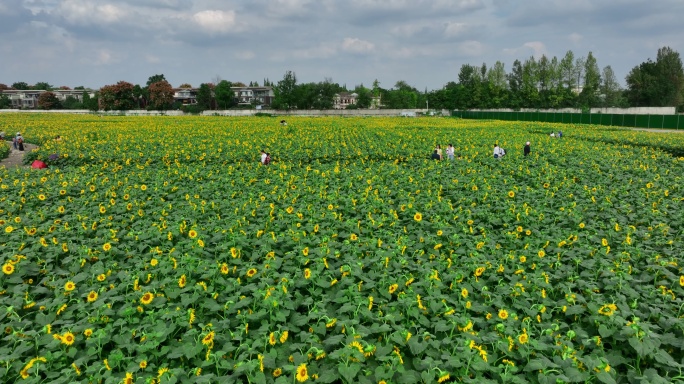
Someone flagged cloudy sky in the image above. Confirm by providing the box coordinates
[1,0,682,91]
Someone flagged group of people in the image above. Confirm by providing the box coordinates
[9,132,24,151]
[431,144,462,161]
[550,131,563,138]
[430,141,533,161]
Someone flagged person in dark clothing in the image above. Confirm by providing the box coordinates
[431,149,441,161]
[524,141,531,156]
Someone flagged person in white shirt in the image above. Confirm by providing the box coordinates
[260,150,267,164]
[446,144,455,160]
[493,144,505,159]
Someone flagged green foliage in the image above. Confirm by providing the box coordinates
[2,114,684,383]
[214,80,235,109]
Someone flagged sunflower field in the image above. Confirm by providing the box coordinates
[1,114,684,384]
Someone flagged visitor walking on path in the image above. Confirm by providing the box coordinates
[0,141,38,169]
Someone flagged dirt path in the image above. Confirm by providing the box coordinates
[630,128,684,134]
[0,141,39,170]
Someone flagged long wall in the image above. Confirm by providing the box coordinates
[0,109,452,117]
[467,107,677,115]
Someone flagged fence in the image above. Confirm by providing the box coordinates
[452,110,684,130]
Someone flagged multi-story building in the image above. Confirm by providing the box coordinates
[173,88,198,105]
[172,86,275,107]
[333,92,358,109]
[1,89,95,109]
[233,86,274,107]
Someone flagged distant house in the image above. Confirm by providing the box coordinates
[1,89,95,109]
[173,88,197,105]
[232,86,275,107]
[172,86,274,107]
[333,92,358,109]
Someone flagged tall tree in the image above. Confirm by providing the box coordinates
[273,70,298,110]
[214,80,235,109]
[559,50,576,90]
[579,51,601,108]
[655,46,684,106]
[599,65,625,107]
[626,47,684,107]
[486,61,508,108]
[507,59,524,109]
[148,80,175,110]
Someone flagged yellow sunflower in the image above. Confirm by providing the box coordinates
[102,243,112,251]
[87,291,98,303]
[273,368,282,377]
[188,230,198,239]
[388,284,399,295]
[246,268,257,278]
[140,292,154,305]
[61,331,75,346]
[518,333,529,344]
[64,281,76,292]
[350,234,358,241]
[296,363,308,382]
[414,212,422,222]
[2,263,14,275]
[304,268,311,279]
[498,309,509,320]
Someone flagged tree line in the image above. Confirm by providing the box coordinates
[1,47,682,112]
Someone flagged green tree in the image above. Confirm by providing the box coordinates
[82,91,98,111]
[578,52,601,108]
[214,80,235,109]
[599,66,625,107]
[626,47,684,107]
[559,50,575,90]
[148,80,175,110]
[12,82,29,90]
[655,46,684,107]
[353,84,372,108]
[196,83,214,110]
[61,96,83,109]
[273,70,298,110]
[33,82,53,90]
[0,94,10,109]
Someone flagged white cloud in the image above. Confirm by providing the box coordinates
[444,22,468,38]
[291,43,338,60]
[341,38,375,54]
[235,51,255,60]
[192,10,237,34]
[459,40,484,56]
[145,55,161,64]
[503,41,547,58]
[58,0,126,25]
[568,33,582,44]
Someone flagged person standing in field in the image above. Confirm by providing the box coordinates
[16,133,24,151]
[260,150,267,165]
[431,149,441,161]
[524,141,531,156]
[446,144,455,161]
[493,144,504,159]
[434,144,442,159]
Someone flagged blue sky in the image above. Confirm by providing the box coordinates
[1,0,682,91]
